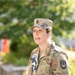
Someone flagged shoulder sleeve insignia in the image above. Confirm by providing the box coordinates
[60,60,67,69]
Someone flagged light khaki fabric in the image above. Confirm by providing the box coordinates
[28,44,70,75]
[32,18,52,30]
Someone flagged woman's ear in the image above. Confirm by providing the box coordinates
[48,30,52,38]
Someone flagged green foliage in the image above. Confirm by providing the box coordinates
[3,52,29,66]
[3,52,17,64]
[14,57,29,66]
[10,40,19,52]
[0,0,75,38]
[0,0,75,63]
[70,60,75,75]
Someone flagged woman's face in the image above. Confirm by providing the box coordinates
[33,27,49,45]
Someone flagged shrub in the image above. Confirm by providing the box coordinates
[2,52,29,66]
[70,60,75,75]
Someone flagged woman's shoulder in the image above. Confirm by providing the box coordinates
[53,45,68,58]
[29,47,39,59]
[31,47,39,54]
[50,44,68,59]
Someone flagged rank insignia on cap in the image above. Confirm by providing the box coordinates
[60,60,67,69]
[32,18,52,30]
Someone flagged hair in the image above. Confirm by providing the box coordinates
[46,28,51,33]
[46,28,55,44]
[46,28,52,39]
[2,34,7,39]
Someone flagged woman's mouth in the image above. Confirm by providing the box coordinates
[35,38,40,40]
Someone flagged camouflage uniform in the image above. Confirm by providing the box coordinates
[28,44,70,75]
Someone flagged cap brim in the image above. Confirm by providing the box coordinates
[32,24,52,30]
[32,24,43,29]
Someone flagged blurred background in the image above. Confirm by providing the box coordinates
[0,0,75,75]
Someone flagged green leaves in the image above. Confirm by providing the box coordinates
[0,0,75,58]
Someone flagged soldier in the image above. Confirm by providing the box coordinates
[28,18,70,75]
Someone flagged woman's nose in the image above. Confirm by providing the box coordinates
[36,32,39,35]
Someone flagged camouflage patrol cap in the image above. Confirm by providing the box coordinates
[32,18,53,30]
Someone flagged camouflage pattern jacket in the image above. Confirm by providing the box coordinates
[28,44,70,75]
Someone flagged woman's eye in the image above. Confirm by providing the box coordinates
[32,29,36,32]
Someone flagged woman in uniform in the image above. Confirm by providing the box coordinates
[28,18,70,75]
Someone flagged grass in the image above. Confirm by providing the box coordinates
[65,50,75,75]
[70,60,75,75]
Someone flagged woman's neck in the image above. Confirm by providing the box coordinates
[39,42,50,52]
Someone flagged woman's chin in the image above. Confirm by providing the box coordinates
[35,42,41,45]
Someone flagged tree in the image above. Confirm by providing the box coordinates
[0,0,75,57]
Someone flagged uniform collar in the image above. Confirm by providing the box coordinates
[39,45,51,59]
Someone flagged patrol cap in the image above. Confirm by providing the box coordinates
[32,18,53,30]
